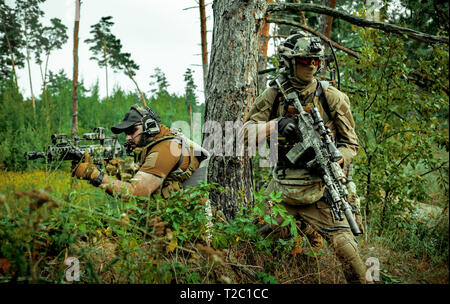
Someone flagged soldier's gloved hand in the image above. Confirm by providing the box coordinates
[73,151,100,181]
[278,116,299,141]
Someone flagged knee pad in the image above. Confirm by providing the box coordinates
[331,233,358,260]
[331,232,367,283]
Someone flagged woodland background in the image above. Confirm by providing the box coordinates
[0,0,448,284]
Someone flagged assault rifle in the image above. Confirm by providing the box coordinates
[275,77,362,236]
[26,127,125,167]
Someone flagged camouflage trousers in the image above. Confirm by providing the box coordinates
[270,199,368,284]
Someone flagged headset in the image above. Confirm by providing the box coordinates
[123,105,161,151]
[130,105,161,137]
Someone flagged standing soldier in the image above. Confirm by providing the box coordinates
[73,104,206,199]
[244,31,367,283]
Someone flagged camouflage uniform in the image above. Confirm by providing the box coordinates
[245,32,367,283]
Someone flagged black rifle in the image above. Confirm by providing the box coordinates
[275,76,362,236]
[26,127,125,167]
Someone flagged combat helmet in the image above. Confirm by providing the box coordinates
[277,30,324,82]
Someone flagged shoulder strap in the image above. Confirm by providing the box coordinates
[270,74,296,119]
[269,92,283,120]
[144,135,177,150]
[316,80,332,120]
[169,138,186,173]
[137,135,177,166]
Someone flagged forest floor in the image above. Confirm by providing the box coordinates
[0,169,448,284]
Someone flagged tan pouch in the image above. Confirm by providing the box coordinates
[161,180,182,199]
[265,168,325,205]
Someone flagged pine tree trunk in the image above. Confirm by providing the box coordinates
[3,28,19,96]
[24,31,36,116]
[72,0,80,137]
[318,0,330,35]
[204,0,266,219]
[103,40,109,103]
[127,70,147,106]
[199,0,208,95]
[257,0,273,93]
[326,0,336,38]
[42,53,50,96]
[318,0,335,53]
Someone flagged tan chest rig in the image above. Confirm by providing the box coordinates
[271,78,336,167]
[133,132,197,199]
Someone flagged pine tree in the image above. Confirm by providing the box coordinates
[0,1,25,93]
[15,0,46,115]
[149,67,170,96]
[32,18,68,96]
[183,68,197,120]
[84,16,116,103]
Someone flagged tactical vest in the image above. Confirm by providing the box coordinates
[133,133,198,199]
[270,78,333,126]
[271,78,336,167]
[264,78,337,205]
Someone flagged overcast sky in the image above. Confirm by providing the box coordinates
[7,0,214,103]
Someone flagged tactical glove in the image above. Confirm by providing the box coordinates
[73,151,101,181]
[278,116,300,141]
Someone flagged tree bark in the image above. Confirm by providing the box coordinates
[318,0,330,36]
[199,0,208,95]
[257,0,273,92]
[204,0,266,219]
[325,0,335,38]
[318,0,335,54]
[72,0,80,137]
[266,2,449,45]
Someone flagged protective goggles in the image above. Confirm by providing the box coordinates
[295,57,320,67]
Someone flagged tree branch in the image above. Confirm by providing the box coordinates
[266,18,360,58]
[266,3,449,45]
